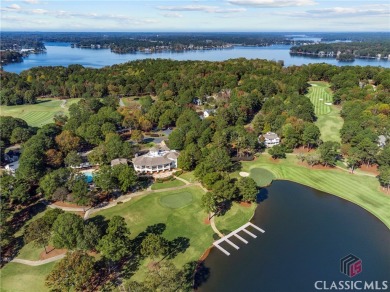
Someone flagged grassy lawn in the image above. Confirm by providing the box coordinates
[0,98,80,127]
[93,185,215,281]
[215,202,257,234]
[121,97,141,107]
[0,262,55,292]
[150,179,186,190]
[179,171,198,183]
[15,242,43,261]
[249,168,275,187]
[240,154,390,228]
[307,82,343,143]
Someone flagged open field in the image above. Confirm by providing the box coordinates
[240,154,390,228]
[150,179,185,190]
[307,82,343,142]
[0,262,56,292]
[93,186,213,281]
[214,202,257,234]
[0,98,80,127]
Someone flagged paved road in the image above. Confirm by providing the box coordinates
[11,254,66,266]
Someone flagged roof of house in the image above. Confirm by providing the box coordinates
[166,152,179,160]
[132,155,172,167]
[159,140,171,151]
[378,135,387,144]
[111,158,128,166]
[263,132,279,140]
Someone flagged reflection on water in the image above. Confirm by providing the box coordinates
[198,181,390,292]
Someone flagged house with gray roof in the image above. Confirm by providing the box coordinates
[260,132,280,148]
[132,141,179,173]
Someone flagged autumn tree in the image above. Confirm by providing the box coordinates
[55,130,80,154]
[45,251,95,291]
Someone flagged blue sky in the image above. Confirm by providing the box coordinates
[1,0,389,31]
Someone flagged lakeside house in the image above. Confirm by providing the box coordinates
[260,132,280,148]
[132,141,179,173]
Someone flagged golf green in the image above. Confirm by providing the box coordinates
[159,192,193,209]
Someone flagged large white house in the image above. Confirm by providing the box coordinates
[260,132,280,148]
[132,141,179,173]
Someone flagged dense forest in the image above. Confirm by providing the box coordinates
[290,41,390,61]
[1,59,390,290]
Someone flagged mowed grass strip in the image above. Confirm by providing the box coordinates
[307,85,332,116]
[0,262,56,292]
[241,154,390,228]
[150,179,185,190]
[307,82,343,142]
[93,185,214,280]
[0,98,80,127]
[215,202,257,234]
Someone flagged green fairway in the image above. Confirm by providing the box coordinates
[241,154,390,228]
[159,191,193,209]
[215,202,257,234]
[249,168,275,187]
[0,98,80,127]
[93,186,214,281]
[0,262,55,292]
[307,82,343,142]
[307,83,333,115]
[150,179,185,190]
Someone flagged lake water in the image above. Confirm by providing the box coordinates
[4,42,390,74]
[198,181,390,292]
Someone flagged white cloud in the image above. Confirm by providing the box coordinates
[6,4,22,10]
[157,5,246,13]
[23,0,40,4]
[32,8,48,14]
[228,0,316,8]
[277,5,390,18]
[161,12,183,18]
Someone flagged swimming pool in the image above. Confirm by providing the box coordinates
[82,171,94,183]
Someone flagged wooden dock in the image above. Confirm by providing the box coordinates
[212,222,265,256]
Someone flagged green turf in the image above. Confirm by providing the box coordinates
[240,154,390,228]
[307,84,333,115]
[159,191,193,209]
[249,168,275,187]
[15,242,43,261]
[0,262,55,292]
[150,179,185,190]
[0,98,80,127]
[214,202,257,234]
[307,82,343,142]
[179,172,198,183]
[93,186,214,281]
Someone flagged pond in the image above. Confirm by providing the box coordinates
[198,181,390,291]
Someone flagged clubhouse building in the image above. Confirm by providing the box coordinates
[259,132,280,148]
[132,141,179,173]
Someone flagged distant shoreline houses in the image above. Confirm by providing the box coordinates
[132,141,179,173]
